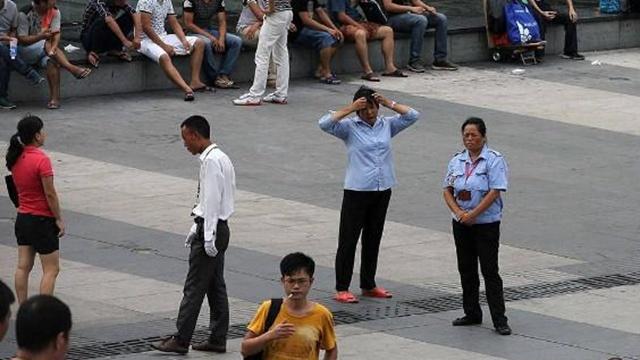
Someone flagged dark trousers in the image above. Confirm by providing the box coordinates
[175,219,230,344]
[0,44,37,98]
[452,220,507,327]
[335,189,391,292]
[533,1,578,56]
[81,13,134,53]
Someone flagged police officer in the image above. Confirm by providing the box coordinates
[442,117,511,336]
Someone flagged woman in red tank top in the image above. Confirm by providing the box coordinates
[5,115,64,304]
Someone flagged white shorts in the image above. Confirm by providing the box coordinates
[138,34,199,63]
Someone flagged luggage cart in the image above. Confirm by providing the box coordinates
[483,0,546,65]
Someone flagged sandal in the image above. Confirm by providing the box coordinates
[184,92,195,101]
[214,78,235,89]
[361,72,380,82]
[73,67,92,80]
[47,100,60,110]
[320,75,341,85]
[87,51,100,68]
[118,52,132,62]
[382,69,408,77]
[335,291,359,303]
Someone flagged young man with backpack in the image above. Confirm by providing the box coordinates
[241,252,338,360]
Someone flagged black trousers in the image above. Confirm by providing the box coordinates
[335,189,391,292]
[175,219,230,344]
[533,0,578,56]
[81,13,134,53]
[452,220,507,327]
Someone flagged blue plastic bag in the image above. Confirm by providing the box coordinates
[600,0,621,13]
[504,0,541,45]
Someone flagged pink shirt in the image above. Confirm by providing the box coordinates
[12,146,55,217]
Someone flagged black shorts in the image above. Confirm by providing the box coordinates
[15,213,60,255]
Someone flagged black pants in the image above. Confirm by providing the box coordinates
[533,0,578,56]
[452,220,507,327]
[175,219,230,344]
[0,44,37,98]
[335,189,391,292]
[81,13,134,53]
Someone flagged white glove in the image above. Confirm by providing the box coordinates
[204,240,218,257]
[185,223,197,248]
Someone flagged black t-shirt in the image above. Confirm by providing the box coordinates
[291,0,322,37]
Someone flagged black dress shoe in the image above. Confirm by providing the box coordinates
[495,324,512,335]
[191,341,226,353]
[452,316,482,326]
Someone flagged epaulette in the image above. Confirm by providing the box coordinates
[488,149,502,157]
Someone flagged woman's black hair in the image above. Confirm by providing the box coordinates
[6,115,44,171]
[353,85,379,108]
[461,117,487,137]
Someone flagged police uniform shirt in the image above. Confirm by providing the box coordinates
[442,145,508,224]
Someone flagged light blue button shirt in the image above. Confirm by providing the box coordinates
[442,145,508,224]
[319,108,420,191]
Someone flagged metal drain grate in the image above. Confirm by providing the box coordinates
[56,271,640,359]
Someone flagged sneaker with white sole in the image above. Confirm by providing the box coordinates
[263,92,287,104]
[232,93,261,106]
[406,60,425,73]
[0,97,17,110]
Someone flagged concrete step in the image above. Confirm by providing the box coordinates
[7,12,639,103]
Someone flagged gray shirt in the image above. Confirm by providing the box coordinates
[0,0,19,35]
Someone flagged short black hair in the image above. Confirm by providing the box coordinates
[0,280,15,321]
[280,252,315,278]
[181,115,210,139]
[16,295,72,352]
[353,85,379,108]
[461,117,487,137]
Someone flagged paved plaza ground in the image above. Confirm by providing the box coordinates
[0,48,639,359]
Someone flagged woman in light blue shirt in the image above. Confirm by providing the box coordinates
[319,86,419,304]
[443,117,511,335]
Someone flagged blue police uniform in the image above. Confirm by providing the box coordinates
[443,144,509,329]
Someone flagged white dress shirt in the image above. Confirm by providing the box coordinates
[192,144,236,244]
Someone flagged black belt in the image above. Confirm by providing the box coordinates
[194,217,227,225]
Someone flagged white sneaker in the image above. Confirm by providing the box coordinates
[232,93,261,106]
[263,92,287,104]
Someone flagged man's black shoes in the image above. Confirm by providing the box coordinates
[495,324,512,336]
[452,316,482,326]
[191,341,227,353]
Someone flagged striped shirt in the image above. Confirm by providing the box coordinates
[81,0,135,34]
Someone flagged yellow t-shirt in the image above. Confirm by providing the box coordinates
[247,300,337,360]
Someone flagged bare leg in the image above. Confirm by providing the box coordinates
[158,54,192,93]
[318,47,336,79]
[376,26,398,73]
[51,49,86,77]
[353,29,373,74]
[39,250,60,295]
[14,246,35,304]
[189,40,206,89]
[46,61,60,106]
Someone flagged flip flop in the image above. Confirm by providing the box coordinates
[184,92,195,101]
[73,67,92,80]
[47,101,60,110]
[118,52,132,62]
[361,72,381,82]
[382,69,408,77]
[87,51,100,68]
[320,75,341,85]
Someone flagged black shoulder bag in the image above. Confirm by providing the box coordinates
[244,298,283,360]
[5,175,18,208]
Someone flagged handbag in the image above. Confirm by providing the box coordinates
[504,0,541,45]
[5,175,19,208]
[358,0,388,24]
[599,0,621,13]
[244,298,283,360]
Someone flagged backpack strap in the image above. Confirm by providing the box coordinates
[263,298,283,333]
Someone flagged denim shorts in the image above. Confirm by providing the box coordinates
[18,40,50,68]
[294,27,340,50]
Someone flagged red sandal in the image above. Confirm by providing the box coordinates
[362,287,392,298]
[335,291,359,303]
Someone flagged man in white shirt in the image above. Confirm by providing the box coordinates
[152,115,236,354]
